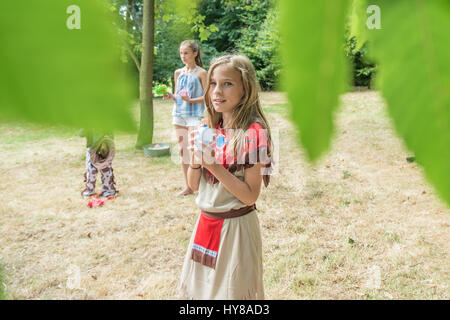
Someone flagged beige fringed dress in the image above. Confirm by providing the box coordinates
[178,122,271,300]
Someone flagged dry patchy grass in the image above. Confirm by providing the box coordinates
[0,91,448,300]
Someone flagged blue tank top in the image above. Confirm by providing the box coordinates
[172,66,205,117]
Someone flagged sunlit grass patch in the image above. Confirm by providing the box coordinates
[0,121,74,145]
[263,103,290,116]
[384,230,401,244]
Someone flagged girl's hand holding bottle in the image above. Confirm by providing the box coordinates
[188,126,216,168]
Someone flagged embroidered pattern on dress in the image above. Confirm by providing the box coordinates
[191,214,224,269]
[202,122,273,187]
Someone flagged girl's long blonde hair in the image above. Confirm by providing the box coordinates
[180,40,203,68]
[204,54,272,159]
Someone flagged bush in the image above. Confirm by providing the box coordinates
[153,18,194,87]
[237,9,281,90]
[198,0,279,90]
[344,36,377,88]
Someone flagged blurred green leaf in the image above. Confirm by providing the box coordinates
[0,0,135,132]
[280,0,351,162]
[368,0,450,205]
[349,0,367,50]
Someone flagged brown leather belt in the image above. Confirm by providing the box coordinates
[201,204,256,219]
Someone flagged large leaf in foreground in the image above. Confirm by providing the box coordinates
[0,1,135,132]
[280,0,351,162]
[368,0,450,205]
[349,0,368,49]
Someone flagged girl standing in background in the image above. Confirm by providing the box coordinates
[164,40,207,196]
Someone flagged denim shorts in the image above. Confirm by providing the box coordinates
[172,115,203,127]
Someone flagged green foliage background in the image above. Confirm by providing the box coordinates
[237,8,281,90]
[117,0,373,91]
[114,0,279,89]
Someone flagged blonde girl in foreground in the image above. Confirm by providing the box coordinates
[178,54,273,299]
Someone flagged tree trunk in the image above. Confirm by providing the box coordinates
[135,0,154,149]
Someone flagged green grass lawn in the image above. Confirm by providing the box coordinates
[0,263,7,300]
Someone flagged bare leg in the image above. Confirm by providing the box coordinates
[179,162,192,196]
[174,125,193,196]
